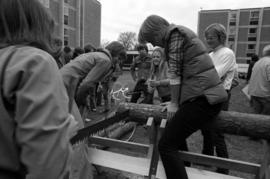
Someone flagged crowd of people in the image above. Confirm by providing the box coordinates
[1,0,270,179]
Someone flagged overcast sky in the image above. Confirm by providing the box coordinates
[98,0,269,42]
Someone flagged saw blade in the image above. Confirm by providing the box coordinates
[70,110,129,145]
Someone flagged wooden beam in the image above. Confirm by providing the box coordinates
[118,102,270,140]
[179,151,260,174]
[259,140,270,179]
[88,136,149,153]
[87,148,243,179]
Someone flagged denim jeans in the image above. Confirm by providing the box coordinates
[158,96,222,179]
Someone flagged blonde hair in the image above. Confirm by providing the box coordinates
[204,23,227,45]
[150,47,167,79]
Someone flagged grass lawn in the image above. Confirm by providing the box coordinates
[94,71,264,179]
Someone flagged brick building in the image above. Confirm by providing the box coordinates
[38,0,101,48]
[198,7,270,66]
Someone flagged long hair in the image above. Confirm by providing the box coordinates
[150,47,168,80]
[0,0,57,57]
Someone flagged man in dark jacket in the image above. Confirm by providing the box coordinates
[130,44,152,103]
[138,15,228,179]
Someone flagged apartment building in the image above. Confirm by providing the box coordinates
[198,7,270,66]
[38,0,101,48]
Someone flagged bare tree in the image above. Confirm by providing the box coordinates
[100,39,111,48]
[117,32,137,50]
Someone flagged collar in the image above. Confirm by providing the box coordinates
[212,45,224,52]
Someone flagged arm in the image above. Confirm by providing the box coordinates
[76,59,111,106]
[167,30,184,105]
[165,30,185,119]
[4,49,75,178]
[215,51,236,78]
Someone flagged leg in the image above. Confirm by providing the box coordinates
[130,79,145,103]
[141,83,154,104]
[214,132,229,174]
[161,95,171,103]
[201,129,214,156]
[158,97,222,179]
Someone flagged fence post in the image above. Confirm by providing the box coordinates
[259,140,270,179]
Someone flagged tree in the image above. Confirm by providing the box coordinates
[100,39,111,48]
[117,32,137,50]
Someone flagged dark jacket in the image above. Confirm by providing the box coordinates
[164,25,228,105]
[130,54,152,81]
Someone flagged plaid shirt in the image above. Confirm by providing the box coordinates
[167,29,184,85]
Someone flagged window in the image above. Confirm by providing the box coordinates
[64,15,68,25]
[246,53,254,57]
[249,28,257,34]
[64,36,68,46]
[229,27,236,35]
[64,7,69,15]
[229,21,236,26]
[249,10,259,25]
[248,37,256,41]
[228,36,235,42]
[64,28,68,36]
[250,11,259,18]
[250,20,258,25]
[248,44,255,50]
[230,13,237,19]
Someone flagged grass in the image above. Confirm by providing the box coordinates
[93,71,264,179]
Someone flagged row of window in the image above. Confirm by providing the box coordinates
[229,10,260,26]
[228,33,257,42]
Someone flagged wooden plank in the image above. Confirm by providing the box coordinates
[179,151,260,174]
[87,148,150,176]
[147,117,155,159]
[259,140,270,179]
[87,148,243,179]
[88,136,149,153]
[156,161,244,179]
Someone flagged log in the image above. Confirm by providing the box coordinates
[117,102,270,140]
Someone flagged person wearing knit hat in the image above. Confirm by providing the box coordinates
[60,41,126,111]
[139,15,228,179]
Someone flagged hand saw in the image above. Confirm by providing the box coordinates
[70,110,129,145]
